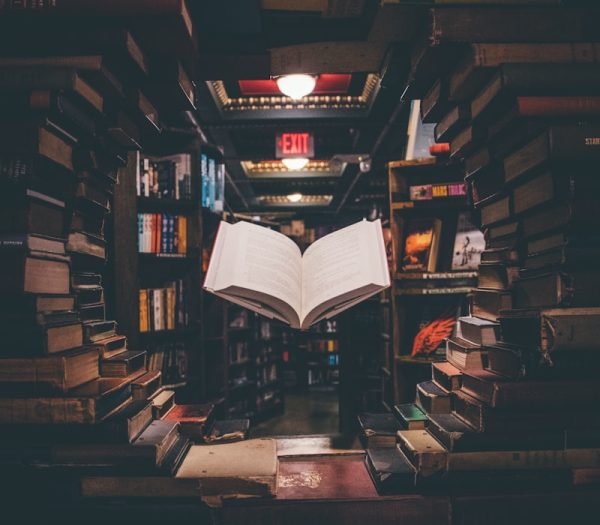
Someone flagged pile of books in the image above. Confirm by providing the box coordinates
[0,2,281,505]
[363,31,600,495]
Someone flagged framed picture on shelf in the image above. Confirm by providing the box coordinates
[400,218,442,273]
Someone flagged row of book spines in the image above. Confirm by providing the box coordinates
[408,181,467,202]
[137,213,187,254]
[137,157,192,201]
[139,285,188,333]
[200,154,225,212]
[147,346,187,385]
[308,339,339,353]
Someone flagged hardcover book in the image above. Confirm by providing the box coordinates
[451,212,484,271]
[364,447,416,495]
[204,220,390,329]
[175,439,278,498]
[357,412,402,448]
[416,380,452,415]
[393,403,428,430]
[401,218,442,273]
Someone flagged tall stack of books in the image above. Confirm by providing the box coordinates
[0,15,199,489]
[365,17,600,493]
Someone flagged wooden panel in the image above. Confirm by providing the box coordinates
[112,152,140,351]
[270,42,388,75]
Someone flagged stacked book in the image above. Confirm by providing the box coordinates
[365,21,600,494]
[0,9,199,492]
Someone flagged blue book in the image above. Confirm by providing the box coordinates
[200,154,209,208]
[208,157,216,210]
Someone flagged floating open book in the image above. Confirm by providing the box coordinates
[204,219,390,329]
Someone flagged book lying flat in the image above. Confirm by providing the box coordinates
[204,220,390,329]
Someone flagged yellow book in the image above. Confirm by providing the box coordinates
[139,289,149,332]
[178,216,187,255]
[167,286,176,330]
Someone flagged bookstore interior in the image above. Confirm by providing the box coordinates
[2,1,600,523]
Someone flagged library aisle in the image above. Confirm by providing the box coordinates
[2,3,600,525]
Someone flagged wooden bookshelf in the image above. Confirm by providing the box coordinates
[388,158,478,404]
[113,142,212,401]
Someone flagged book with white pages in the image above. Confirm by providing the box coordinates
[203,219,390,330]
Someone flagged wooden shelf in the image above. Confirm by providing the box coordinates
[388,158,439,170]
[137,197,197,212]
[391,199,469,211]
[395,271,478,280]
[395,355,441,365]
[140,326,199,339]
[395,286,474,296]
[138,252,194,260]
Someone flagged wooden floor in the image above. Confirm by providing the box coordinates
[251,388,340,437]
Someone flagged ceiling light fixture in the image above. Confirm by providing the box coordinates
[281,157,309,170]
[286,193,303,203]
[276,74,317,100]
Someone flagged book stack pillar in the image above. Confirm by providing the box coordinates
[0,5,206,510]
[386,17,600,489]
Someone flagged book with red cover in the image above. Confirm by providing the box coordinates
[162,403,215,440]
[276,455,379,501]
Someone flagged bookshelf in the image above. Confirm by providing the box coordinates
[113,141,219,402]
[388,158,480,404]
[200,214,287,422]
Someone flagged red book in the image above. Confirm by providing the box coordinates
[517,96,600,116]
[430,143,450,156]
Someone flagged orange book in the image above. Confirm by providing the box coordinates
[178,216,187,255]
[139,289,149,332]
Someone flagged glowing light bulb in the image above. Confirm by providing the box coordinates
[281,157,309,170]
[286,193,303,203]
[276,74,317,100]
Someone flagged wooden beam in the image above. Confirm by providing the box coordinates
[270,41,388,75]
[195,53,270,80]
[368,4,423,43]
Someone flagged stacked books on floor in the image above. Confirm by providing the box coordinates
[363,33,600,495]
[0,3,280,505]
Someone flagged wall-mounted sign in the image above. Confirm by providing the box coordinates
[276,132,314,159]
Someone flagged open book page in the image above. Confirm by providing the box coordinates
[300,219,390,328]
[204,221,303,326]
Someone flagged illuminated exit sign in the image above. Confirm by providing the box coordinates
[276,132,314,159]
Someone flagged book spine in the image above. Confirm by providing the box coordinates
[137,213,143,253]
[139,289,148,332]
[517,96,600,117]
[153,289,161,331]
[0,234,29,251]
[169,214,175,254]
[172,214,179,254]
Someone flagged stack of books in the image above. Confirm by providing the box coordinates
[365,25,600,495]
[0,8,201,489]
